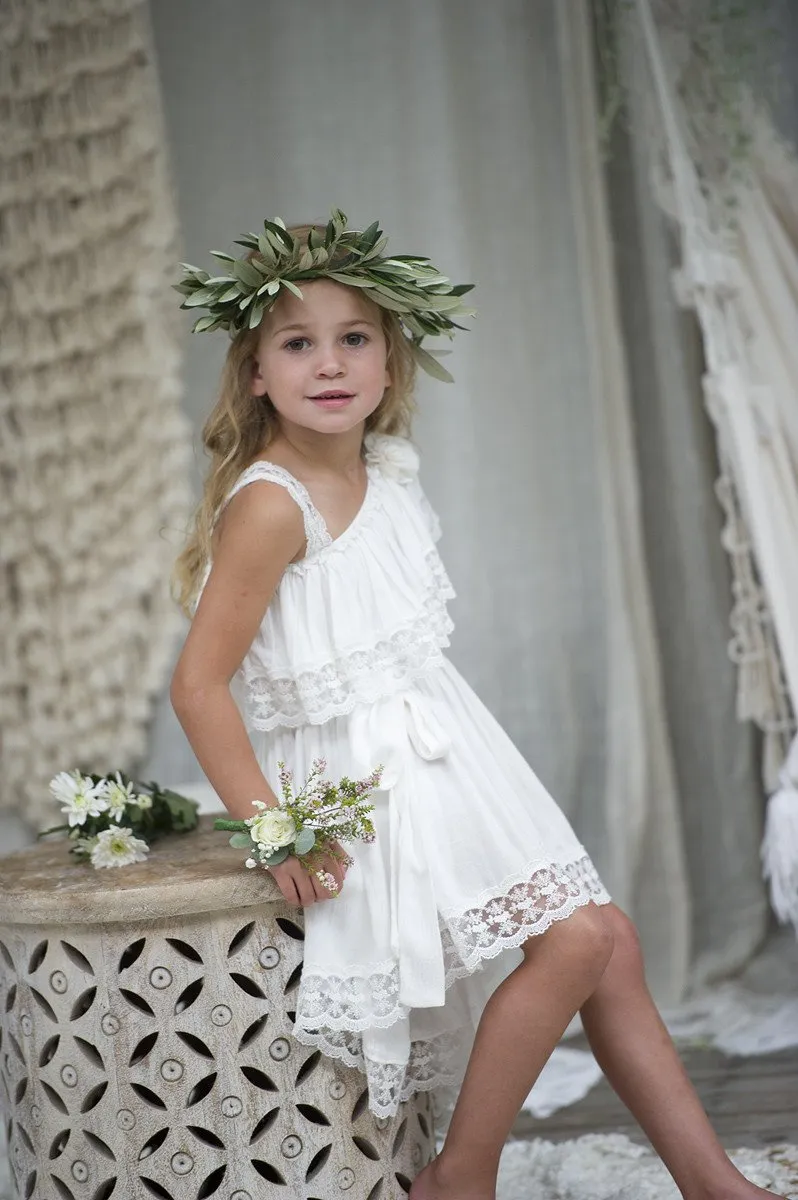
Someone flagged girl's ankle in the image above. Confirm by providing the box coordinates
[432,1148,500,1191]
[686,1166,774,1200]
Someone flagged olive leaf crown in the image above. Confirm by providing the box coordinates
[174,208,475,382]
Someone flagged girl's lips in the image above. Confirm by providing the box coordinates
[309,393,354,409]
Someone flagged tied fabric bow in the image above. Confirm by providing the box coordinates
[350,689,451,1012]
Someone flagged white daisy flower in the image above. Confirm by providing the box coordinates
[49,770,109,827]
[90,827,149,869]
[99,773,138,823]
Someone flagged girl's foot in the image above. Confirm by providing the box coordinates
[409,1156,495,1200]
[697,1164,787,1200]
[700,1183,785,1200]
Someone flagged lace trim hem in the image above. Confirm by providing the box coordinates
[441,853,610,978]
[292,854,610,1116]
[295,855,609,1034]
[291,1025,469,1120]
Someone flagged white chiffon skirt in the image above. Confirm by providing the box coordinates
[252,657,610,1117]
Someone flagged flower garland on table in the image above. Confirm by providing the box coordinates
[41,759,383,878]
[41,771,199,868]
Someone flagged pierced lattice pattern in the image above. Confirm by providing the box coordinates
[0,905,433,1199]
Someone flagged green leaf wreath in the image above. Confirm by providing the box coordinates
[174,208,475,382]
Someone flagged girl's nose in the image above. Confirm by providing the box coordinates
[315,343,346,376]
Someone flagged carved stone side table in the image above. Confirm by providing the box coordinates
[0,817,433,1199]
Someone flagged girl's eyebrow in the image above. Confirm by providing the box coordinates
[271,318,380,338]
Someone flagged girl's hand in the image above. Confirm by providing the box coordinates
[268,841,349,907]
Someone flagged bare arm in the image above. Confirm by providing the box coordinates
[170,484,345,906]
[171,481,304,819]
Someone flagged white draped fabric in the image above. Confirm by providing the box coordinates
[0,0,771,997]
[145,0,770,999]
[628,0,798,929]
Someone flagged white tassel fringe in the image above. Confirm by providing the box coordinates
[761,733,798,932]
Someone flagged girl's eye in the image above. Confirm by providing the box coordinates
[343,332,368,347]
[284,337,310,352]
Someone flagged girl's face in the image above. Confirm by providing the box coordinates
[252,280,391,435]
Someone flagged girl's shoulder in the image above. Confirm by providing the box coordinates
[227,458,307,502]
[219,460,331,558]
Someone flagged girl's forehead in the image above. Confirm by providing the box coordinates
[264,279,378,330]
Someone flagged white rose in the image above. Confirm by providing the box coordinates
[250,809,297,850]
[364,433,419,484]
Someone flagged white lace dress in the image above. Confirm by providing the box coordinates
[221,432,610,1117]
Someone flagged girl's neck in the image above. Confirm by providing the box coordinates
[267,422,366,479]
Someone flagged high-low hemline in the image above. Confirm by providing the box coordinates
[291,856,610,1117]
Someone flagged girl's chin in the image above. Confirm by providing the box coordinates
[278,403,378,433]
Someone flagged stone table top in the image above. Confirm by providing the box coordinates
[0,814,283,925]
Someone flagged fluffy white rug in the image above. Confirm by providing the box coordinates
[2,1132,796,1199]
[497,1134,798,1200]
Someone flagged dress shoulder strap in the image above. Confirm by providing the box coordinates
[224,462,332,557]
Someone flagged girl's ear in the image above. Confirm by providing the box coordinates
[251,355,268,397]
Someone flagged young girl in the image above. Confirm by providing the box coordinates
[171,212,780,1200]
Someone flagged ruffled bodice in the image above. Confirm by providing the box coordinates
[220,434,455,732]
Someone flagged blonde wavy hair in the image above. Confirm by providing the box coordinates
[173,225,418,614]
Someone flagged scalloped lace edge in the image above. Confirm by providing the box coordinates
[292,855,610,1115]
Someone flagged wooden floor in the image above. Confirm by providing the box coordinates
[512,1043,798,1149]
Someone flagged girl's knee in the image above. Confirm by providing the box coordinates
[569,903,616,969]
[524,902,615,975]
[602,904,644,968]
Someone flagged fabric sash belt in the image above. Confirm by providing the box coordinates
[350,688,450,1011]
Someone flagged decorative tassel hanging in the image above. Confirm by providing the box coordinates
[762,733,798,931]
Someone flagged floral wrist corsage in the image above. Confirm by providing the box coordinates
[216,759,381,892]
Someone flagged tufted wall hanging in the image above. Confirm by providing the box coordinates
[0,0,192,829]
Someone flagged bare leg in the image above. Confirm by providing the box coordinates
[410,904,614,1200]
[411,902,783,1200]
[580,904,780,1200]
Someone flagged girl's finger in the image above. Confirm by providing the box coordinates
[326,858,346,893]
[291,865,317,907]
[310,871,331,902]
[269,864,300,907]
[313,856,344,897]
[329,841,350,876]
[273,871,301,907]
